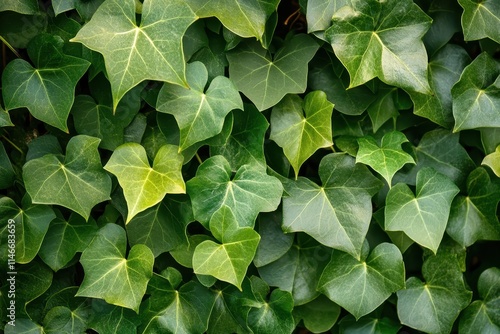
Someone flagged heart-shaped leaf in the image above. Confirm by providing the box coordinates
[318,242,405,319]
[227,34,319,111]
[104,143,185,223]
[459,0,500,44]
[270,91,334,178]
[325,0,432,94]
[76,224,154,312]
[23,135,111,221]
[385,167,459,253]
[71,0,196,109]
[156,61,243,150]
[483,145,500,177]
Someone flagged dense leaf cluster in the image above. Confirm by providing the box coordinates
[1,0,499,333]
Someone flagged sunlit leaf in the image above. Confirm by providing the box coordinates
[483,145,500,177]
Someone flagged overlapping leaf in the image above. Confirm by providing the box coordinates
[325,0,432,93]
[254,210,293,268]
[0,142,14,189]
[0,0,38,15]
[71,0,197,109]
[156,61,243,150]
[270,91,334,178]
[483,145,500,177]
[459,0,500,44]
[306,0,350,33]
[293,295,341,333]
[76,224,154,312]
[88,300,140,334]
[104,143,185,223]
[23,135,111,221]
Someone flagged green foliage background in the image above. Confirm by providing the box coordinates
[1,0,500,333]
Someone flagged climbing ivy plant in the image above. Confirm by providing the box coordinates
[1,0,499,333]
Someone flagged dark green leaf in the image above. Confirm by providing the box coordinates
[88,299,140,334]
[293,295,341,333]
[0,142,15,189]
[459,0,500,43]
[338,314,402,334]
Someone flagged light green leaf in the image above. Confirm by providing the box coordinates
[282,153,382,258]
[104,143,185,223]
[0,0,38,14]
[156,61,243,150]
[270,91,334,178]
[186,0,279,43]
[447,168,500,247]
[397,253,472,334]
[186,155,283,228]
[0,142,15,189]
[76,224,154,312]
[38,213,98,271]
[71,0,197,109]
[411,44,471,128]
[385,167,459,253]
[227,34,319,111]
[338,314,402,334]
[481,127,500,154]
[2,34,89,131]
[4,318,43,334]
[293,295,341,333]
[318,242,405,319]
[325,0,432,93]
[193,206,260,289]
[306,0,350,33]
[452,52,500,131]
[23,135,111,221]
[483,145,500,177]
[459,0,500,44]
[88,299,140,334]
[356,131,415,186]
[459,267,500,333]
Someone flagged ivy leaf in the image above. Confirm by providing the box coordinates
[193,206,260,289]
[0,105,13,127]
[397,253,472,334]
[186,155,283,228]
[385,168,459,253]
[248,288,295,334]
[227,34,319,111]
[156,61,243,150]
[76,224,154,313]
[0,0,38,14]
[207,291,244,334]
[0,142,15,189]
[282,153,382,259]
[459,267,500,333]
[270,91,334,178]
[71,0,197,109]
[104,143,185,223]
[483,145,500,177]
[2,34,89,132]
[447,168,500,247]
[306,0,349,33]
[325,0,432,94]
[293,295,341,333]
[43,306,88,333]
[318,242,405,319]
[88,299,140,334]
[187,0,279,43]
[338,314,402,334]
[356,131,415,186]
[459,0,500,44]
[23,135,112,221]
[366,85,400,132]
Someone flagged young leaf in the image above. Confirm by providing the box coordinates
[318,242,405,319]
[76,224,154,313]
[104,143,185,223]
[452,52,500,131]
[356,131,415,186]
[227,34,319,111]
[23,135,111,221]
[2,34,89,132]
[282,153,382,259]
[270,91,334,178]
[385,168,459,253]
[459,0,500,44]
[193,206,260,289]
[186,155,283,228]
[70,0,197,109]
[483,145,500,177]
[325,0,432,94]
[156,61,243,150]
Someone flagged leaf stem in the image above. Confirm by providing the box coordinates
[0,35,22,59]
[195,152,203,164]
[330,145,336,152]
[1,135,24,155]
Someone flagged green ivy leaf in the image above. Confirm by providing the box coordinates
[186,155,283,228]
[227,34,319,111]
[71,0,196,109]
[193,206,260,289]
[43,306,88,334]
[338,314,402,334]
[270,91,334,178]
[76,224,154,312]
[459,267,500,333]
[306,0,349,33]
[23,135,111,221]
[452,52,500,131]
[207,291,244,334]
[366,85,400,132]
[104,143,185,223]
[156,61,243,150]
[483,145,500,177]
[0,0,39,15]
[459,0,500,44]
[356,131,415,186]
[385,168,459,253]
[4,319,43,334]
[248,288,295,334]
[293,295,341,333]
[325,0,432,94]
[0,105,13,127]
[0,142,15,189]
[16,260,54,317]
[318,242,405,319]
[88,299,140,334]
[423,0,462,57]
[397,253,472,334]
[282,153,382,258]
[52,0,104,21]
[2,34,89,131]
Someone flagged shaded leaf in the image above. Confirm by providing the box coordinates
[43,306,88,334]
[0,105,13,127]
[483,145,500,177]
[423,0,462,56]
[16,260,54,317]
[0,142,15,189]
[88,299,140,334]
[366,85,400,132]
[293,295,341,333]
[338,314,402,334]
[0,0,39,14]
[459,0,500,44]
